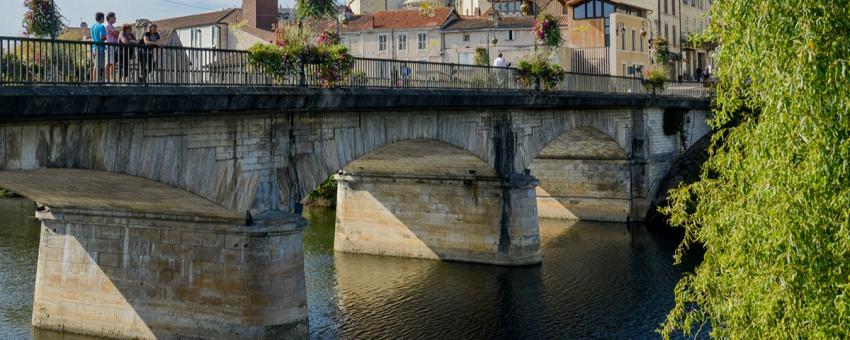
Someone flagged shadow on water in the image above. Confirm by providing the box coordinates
[304,207,699,339]
[1,202,699,339]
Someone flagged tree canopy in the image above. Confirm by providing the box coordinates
[22,0,64,38]
[661,0,850,338]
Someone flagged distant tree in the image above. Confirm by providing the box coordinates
[22,0,64,38]
[660,0,850,338]
[295,0,338,20]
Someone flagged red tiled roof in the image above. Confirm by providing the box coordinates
[443,16,534,30]
[342,8,457,32]
[152,8,242,30]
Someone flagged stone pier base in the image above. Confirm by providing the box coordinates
[32,207,309,339]
[334,174,541,266]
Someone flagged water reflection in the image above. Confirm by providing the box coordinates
[305,208,691,339]
[1,200,691,339]
[0,198,40,339]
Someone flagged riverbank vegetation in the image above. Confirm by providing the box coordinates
[304,177,337,208]
[0,188,14,198]
[660,1,850,338]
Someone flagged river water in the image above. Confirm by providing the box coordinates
[0,197,695,339]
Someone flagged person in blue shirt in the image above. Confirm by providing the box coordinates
[90,12,107,81]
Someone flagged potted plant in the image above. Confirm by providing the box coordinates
[532,13,562,48]
[643,66,667,94]
[515,50,564,90]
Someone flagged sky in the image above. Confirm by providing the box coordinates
[0,0,296,36]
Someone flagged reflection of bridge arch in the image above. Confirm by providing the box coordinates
[333,139,540,266]
[529,127,630,222]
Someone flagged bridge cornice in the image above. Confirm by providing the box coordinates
[0,86,710,122]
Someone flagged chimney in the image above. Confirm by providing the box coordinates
[243,0,279,31]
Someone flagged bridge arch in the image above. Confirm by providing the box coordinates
[514,110,631,172]
[528,127,631,222]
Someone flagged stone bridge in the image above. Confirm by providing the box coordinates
[0,86,710,338]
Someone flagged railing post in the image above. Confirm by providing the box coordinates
[298,55,306,87]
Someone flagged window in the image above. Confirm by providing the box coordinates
[664,0,668,13]
[417,33,427,50]
[631,30,635,51]
[672,0,675,14]
[398,34,407,51]
[640,35,644,51]
[458,52,473,65]
[212,27,218,48]
[379,34,387,51]
[621,29,626,50]
[463,33,470,42]
[664,24,669,42]
[190,28,203,47]
[508,30,514,41]
[573,0,613,20]
[672,25,677,46]
[574,3,585,19]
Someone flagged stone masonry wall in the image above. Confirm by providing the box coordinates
[32,207,308,339]
[334,175,540,265]
[0,107,710,223]
[533,158,630,222]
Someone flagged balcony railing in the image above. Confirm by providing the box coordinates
[0,36,712,98]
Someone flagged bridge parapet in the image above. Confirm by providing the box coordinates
[0,36,712,98]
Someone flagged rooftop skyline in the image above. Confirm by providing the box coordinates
[0,0,296,36]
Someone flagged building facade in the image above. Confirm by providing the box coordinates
[441,16,535,65]
[562,0,652,77]
[340,8,460,62]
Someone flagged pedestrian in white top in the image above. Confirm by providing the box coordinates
[493,53,507,68]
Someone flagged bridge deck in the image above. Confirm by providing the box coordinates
[0,169,241,221]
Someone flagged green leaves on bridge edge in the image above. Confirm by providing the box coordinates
[660,0,850,338]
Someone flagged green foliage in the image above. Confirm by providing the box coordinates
[0,188,12,197]
[22,0,64,38]
[251,26,355,87]
[295,0,337,19]
[247,43,284,77]
[473,47,489,67]
[662,109,685,136]
[660,0,850,338]
[532,13,562,48]
[652,38,679,65]
[305,177,337,207]
[1,41,93,82]
[515,50,564,90]
[643,66,668,94]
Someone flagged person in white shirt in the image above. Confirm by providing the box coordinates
[493,53,507,67]
[493,53,507,87]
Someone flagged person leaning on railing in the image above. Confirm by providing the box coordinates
[139,24,162,84]
[118,24,138,83]
[89,12,107,82]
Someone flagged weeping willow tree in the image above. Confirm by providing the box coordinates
[660,1,850,339]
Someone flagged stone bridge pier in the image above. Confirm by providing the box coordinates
[0,86,710,338]
[333,140,540,265]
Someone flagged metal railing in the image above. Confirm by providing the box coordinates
[0,36,712,98]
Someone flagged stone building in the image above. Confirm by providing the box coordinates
[558,0,652,76]
[339,8,460,62]
[441,16,535,65]
[147,0,277,50]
